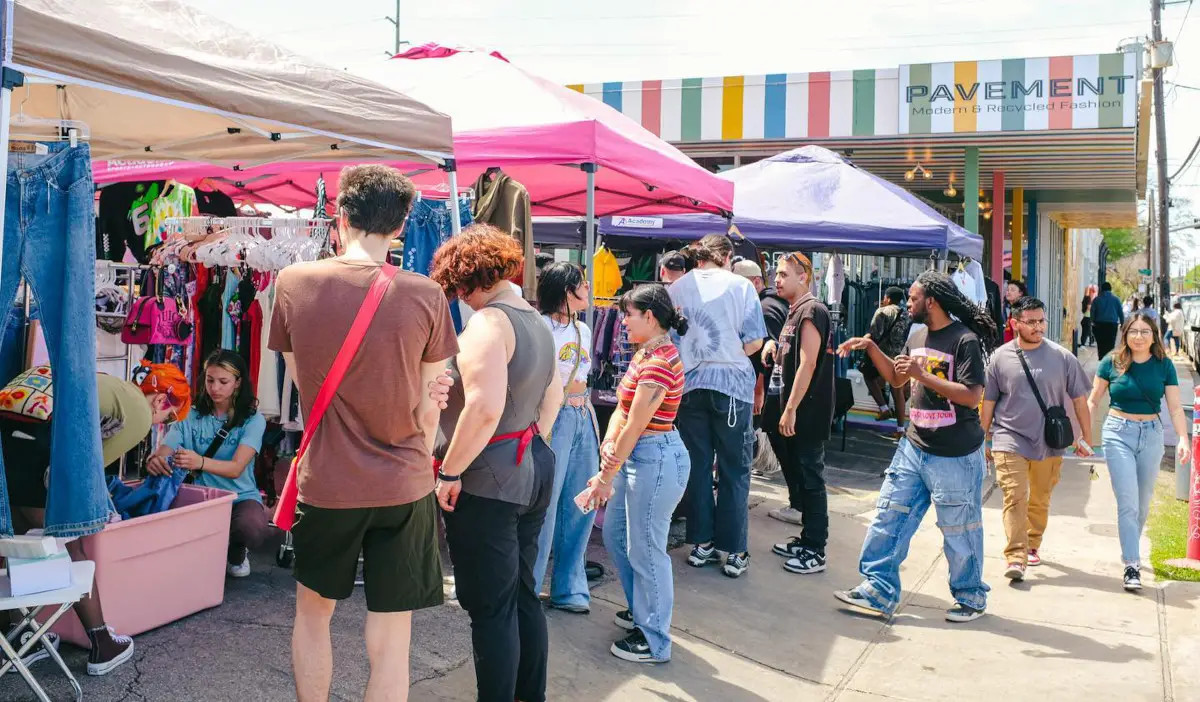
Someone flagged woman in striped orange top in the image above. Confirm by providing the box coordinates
[582,284,691,664]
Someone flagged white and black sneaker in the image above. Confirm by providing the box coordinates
[611,628,667,664]
[783,548,827,574]
[833,589,887,616]
[687,543,720,568]
[1123,565,1143,591]
[945,603,986,623]
[722,552,750,578]
[614,609,635,631]
[1,632,59,674]
[772,537,805,558]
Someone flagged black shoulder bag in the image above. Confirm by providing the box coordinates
[1015,348,1075,450]
[203,417,240,459]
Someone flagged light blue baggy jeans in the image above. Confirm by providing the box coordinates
[602,431,690,661]
[533,405,599,608]
[0,142,108,538]
[853,439,990,614]
[1101,415,1165,566]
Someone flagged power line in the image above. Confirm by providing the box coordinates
[1170,134,1200,181]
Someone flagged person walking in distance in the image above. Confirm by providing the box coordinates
[1165,300,1186,357]
[834,271,996,622]
[1087,312,1192,591]
[1090,282,1124,361]
[980,296,1094,582]
[669,234,767,579]
[761,253,836,575]
[270,165,459,702]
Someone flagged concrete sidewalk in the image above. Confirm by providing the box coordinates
[412,452,1197,702]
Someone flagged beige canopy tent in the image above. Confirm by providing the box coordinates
[1,0,454,165]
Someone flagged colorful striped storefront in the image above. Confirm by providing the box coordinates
[569,52,1140,140]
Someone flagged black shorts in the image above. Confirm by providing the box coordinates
[291,493,443,613]
[1,418,51,509]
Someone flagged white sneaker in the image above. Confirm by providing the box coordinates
[768,506,803,525]
[227,555,251,578]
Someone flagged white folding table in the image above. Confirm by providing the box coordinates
[0,560,94,702]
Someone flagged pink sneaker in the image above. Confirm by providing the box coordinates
[1027,549,1042,567]
[1005,563,1026,581]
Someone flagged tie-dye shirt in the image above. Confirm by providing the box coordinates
[668,268,767,404]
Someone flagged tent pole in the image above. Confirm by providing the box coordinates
[445,160,462,235]
[583,163,598,324]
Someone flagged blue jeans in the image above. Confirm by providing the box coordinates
[602,431,690,660]
[678,389,754,553]
[0,143,108,538]
[402,198,473,277]
[533,405,599,607]
[1101,415,1164,565]
[854,439,989,613]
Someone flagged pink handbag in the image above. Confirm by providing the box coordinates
[121,276,193,346]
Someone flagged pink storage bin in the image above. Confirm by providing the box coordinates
[46,483,235,648]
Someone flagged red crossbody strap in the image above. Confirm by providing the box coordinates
[296,264,398,457]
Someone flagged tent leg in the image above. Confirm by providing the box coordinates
[446,165,462,235]
[583,163,598,324]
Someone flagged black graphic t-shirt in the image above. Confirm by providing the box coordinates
[903,321,986,457]
[778,295,836,441]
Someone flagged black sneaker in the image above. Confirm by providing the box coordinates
[611,628,667,664]
[1,632,59,674]
[783,547,827,574]
[833,589,887,616]
[1123,565,1142,591]
[945,603,986,623]
[614,609,635,631]
[772,536,805,558]
[687,543,720,568]
[722,552,750,578]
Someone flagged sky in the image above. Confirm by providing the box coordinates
[198,0,1200,270]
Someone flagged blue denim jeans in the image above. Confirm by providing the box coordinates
[678,389,754,553]
[602,431,690,660]
[533,405,599,607]
[854,439,989,613]
[0,143,108,538]
[1101,415,1164,565]
[402,198,473,277]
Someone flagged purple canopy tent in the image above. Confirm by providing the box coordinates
[599,146,983,259]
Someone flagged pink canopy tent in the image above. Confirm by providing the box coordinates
[94,44,733,307]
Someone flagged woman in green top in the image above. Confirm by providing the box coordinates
[1087,312,1192,591]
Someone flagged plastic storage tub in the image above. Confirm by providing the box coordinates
[48,483,235,648]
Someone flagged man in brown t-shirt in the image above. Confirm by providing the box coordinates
[269,165,458,702]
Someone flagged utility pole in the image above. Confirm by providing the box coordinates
[1152,0,1172,311]
[385,1,405,55]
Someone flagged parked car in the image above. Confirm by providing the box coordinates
[1181,294,1200,371]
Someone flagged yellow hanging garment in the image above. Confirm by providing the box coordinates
[592,246,623,302]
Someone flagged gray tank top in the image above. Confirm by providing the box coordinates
[437,302,556,506]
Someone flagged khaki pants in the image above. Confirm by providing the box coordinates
[994,452,1063,564]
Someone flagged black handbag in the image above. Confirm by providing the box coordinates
[1015,348,1075,450]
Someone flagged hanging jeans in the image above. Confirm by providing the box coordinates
[402,198,473,277]
[602,431,690,661]
[0,143,107,538]
[533,404,599,607]
[852,439,989,614]
[1101,415,1164,566]
[677,389,754,554]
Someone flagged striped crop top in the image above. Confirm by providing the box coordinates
[616,343,685,434]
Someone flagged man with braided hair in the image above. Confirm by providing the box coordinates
[834,271,995,623]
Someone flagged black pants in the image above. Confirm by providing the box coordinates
[1080,317,1094,346]
[1094,321,1119,360]
[442,458,554,702]
[763,398,830,553]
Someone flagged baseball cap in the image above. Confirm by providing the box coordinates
[732,259,763,279]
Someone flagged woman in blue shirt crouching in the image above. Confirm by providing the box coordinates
[148,350,268,578]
